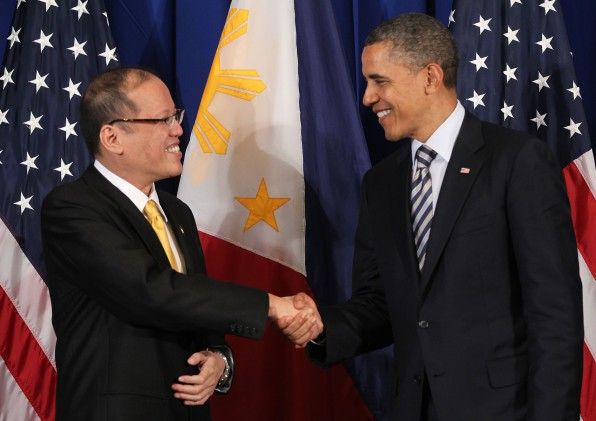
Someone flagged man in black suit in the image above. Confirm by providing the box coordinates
[284,13,583,421]
[41,67,321,421]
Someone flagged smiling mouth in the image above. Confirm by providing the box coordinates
[165,144,180,153]
[377,109,391,118]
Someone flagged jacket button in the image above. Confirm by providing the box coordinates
[418,320,429,329]
[413,375,422,384]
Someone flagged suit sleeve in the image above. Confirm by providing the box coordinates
[41,187,269,339]
[309,174,393,366]
[506,138,583,420]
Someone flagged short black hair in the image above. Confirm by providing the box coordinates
[365,13,459,88]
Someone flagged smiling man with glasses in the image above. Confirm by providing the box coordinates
[40,67,322,421]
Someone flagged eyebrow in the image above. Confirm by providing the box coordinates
[157,108,176,117]
[365,73,390,81]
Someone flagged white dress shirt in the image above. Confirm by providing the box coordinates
[411,101,466,208]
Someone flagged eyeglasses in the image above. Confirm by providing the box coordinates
[107,108,185,126]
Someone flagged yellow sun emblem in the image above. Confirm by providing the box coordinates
[193,8,267,155]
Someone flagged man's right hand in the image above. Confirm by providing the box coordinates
[272,292,324,348]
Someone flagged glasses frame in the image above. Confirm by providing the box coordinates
[107,108,184,126]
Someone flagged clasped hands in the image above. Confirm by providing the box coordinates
[268,292,324,348]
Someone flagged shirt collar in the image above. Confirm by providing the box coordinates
[94,160,167,220]
[411,100,465,165]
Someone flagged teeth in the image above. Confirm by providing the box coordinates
[377,110,391,118]
[166,145,180,153]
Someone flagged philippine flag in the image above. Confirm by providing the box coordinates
[177,0,387,419]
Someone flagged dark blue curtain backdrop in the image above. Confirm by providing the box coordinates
[1,0,593,169]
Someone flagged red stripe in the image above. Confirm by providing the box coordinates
[563,162,596,278]
[582,345,596,421]
[199,232,373,421]
[564,162,596,421]
[0,286,56,421]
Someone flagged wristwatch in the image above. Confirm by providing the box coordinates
[208,346,234,393]
[216,352,231,386]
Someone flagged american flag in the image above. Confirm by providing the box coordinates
[450,0,596,419]
[0,1,117,419]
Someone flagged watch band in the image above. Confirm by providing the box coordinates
[207,346,234,393]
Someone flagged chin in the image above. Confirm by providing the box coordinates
[384,131,404,142]
[161,166,183,179]
[380,124,398,140]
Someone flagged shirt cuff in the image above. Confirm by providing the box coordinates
[309,330,327,346]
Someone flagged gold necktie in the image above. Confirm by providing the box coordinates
[143,200,179,272]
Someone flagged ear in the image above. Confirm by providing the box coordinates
[98,125,124,155]
[424,63,444,94]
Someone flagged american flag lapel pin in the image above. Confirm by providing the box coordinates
[460,167,471,174]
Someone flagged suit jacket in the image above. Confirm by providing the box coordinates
[309,113,583,421]
[41,166,269,421]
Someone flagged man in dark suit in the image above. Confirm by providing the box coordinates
[41,67,321,421]
[283,13,583,421]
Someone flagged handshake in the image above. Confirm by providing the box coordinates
[268,293,324,348]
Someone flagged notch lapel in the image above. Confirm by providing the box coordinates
[419,113,487,293]
[83,167,180,270]
[377,146,420,285]
[159,194,203,275]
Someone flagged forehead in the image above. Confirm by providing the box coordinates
[361,41,413,78]
[126,76,174,112]
[362,41,393,67]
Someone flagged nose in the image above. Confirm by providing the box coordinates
[362,84,378,107]
[170,120,183,137]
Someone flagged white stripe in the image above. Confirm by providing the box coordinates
[412,189,433,218]
[411,171,432,210]
[0,220,56,367]
[572,148,595,421]
[0,357,40,421]
[418,254,426,269]
[411,180,423,199]
[415,209,433,236]
[417,230,431,255]
[574,150,596,199]
[580,250,596,356]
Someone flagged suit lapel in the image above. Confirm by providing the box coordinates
[379,145,421,285]
[82,166,177,270]
[159,193,203,275]
[419,113,487,293]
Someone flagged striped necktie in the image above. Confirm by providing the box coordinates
[411,145,438,271]
[143,199,180,272]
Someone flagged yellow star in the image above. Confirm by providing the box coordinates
[235,178,290,231]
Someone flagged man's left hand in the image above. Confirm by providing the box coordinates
[171,350,226,405]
